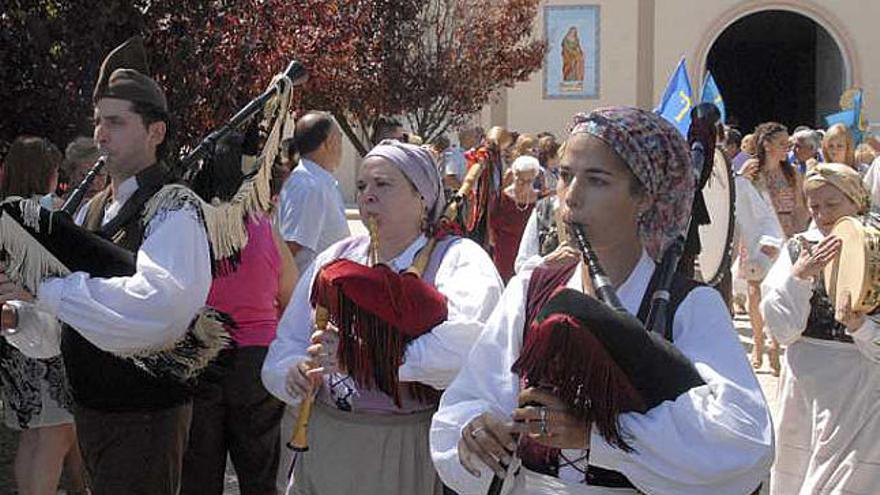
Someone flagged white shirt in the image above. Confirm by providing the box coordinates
[864,156,880,213]
[276,158,350,272]
[734,176,785,281]
[514,208,541,275]
[261,234,503,411]
[443,146,468,182]
[514,196,561,275]
[6,175,212,357]
[431,251,774,495]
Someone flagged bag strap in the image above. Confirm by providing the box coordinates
[636,268,703,342]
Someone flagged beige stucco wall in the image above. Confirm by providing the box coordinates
[334,0,880,204]
[477,0,647,139]
[494,0,880,137]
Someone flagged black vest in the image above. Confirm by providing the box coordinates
[787,239,853,344]
[60,164,194,412]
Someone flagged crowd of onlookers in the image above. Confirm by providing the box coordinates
[3,111,880,494]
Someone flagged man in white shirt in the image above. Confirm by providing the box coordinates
[0,37,213,494]
[276,111,351,272]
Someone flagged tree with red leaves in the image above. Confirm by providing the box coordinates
[0,0,544,159]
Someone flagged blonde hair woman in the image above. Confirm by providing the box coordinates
[822,123,856,170]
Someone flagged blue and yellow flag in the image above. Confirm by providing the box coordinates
[655,58,694,136]
[825,89,863,143]
[700,72,726,123]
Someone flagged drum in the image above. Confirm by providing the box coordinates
[696,149,736,286]
[824,216,880,313]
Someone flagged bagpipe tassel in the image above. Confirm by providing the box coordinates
[512,314,646,452]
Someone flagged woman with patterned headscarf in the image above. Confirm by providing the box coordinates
[262,140,503,494]
[431,107,772,495]
[761,163,880,495]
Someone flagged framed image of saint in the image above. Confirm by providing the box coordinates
[543,5,600,99]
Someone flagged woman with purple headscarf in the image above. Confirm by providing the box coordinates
[431,108,773,494]
[263,140,503,494]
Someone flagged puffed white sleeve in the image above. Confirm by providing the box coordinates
[34,205,212,353]
[514,209,540,274]
[430,270,530,494]
[760,247,813,346]
[262,258,321,407]
[587,287,774,495]
[849,316,880,363]
[3,300,63,359]
[399,238,504,389]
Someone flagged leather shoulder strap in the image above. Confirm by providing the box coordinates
[83,187,112,232]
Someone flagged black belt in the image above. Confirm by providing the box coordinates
[586,465,636,489]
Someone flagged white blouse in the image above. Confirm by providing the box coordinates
[431,251,774,495]
[261,234,504,410]
[734,176,784,281]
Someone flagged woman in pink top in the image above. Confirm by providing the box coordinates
[181,134,298,495]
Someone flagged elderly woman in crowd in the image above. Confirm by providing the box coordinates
[790,128,821,174]
[262,140,503,495]
[431,107,772,495]
[490,155,542,283]
[514,152,571,275]
[761,163,880,495]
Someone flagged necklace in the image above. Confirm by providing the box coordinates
[513,189,533,212]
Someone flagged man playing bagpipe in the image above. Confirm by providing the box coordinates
[430,107,774,494]
[262,140,504,494]
[0,37,280,494]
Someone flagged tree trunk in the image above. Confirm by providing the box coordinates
[333,111,370,156]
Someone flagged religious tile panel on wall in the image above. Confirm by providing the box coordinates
[543,5,600,99]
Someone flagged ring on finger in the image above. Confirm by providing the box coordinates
[539,407,549,435]
[471,426,485,438]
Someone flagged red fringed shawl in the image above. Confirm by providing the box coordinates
[310,258,448,406]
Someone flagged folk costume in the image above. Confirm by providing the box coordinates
[761,164,880,495]
[430,108,773,495]
[0,37,292,494]
[262,141,504,495]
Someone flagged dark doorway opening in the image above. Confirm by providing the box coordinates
[706,10,845,134]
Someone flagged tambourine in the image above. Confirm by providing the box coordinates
[824,216,880,313]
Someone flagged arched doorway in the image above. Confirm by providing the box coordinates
[706,10,846,133]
